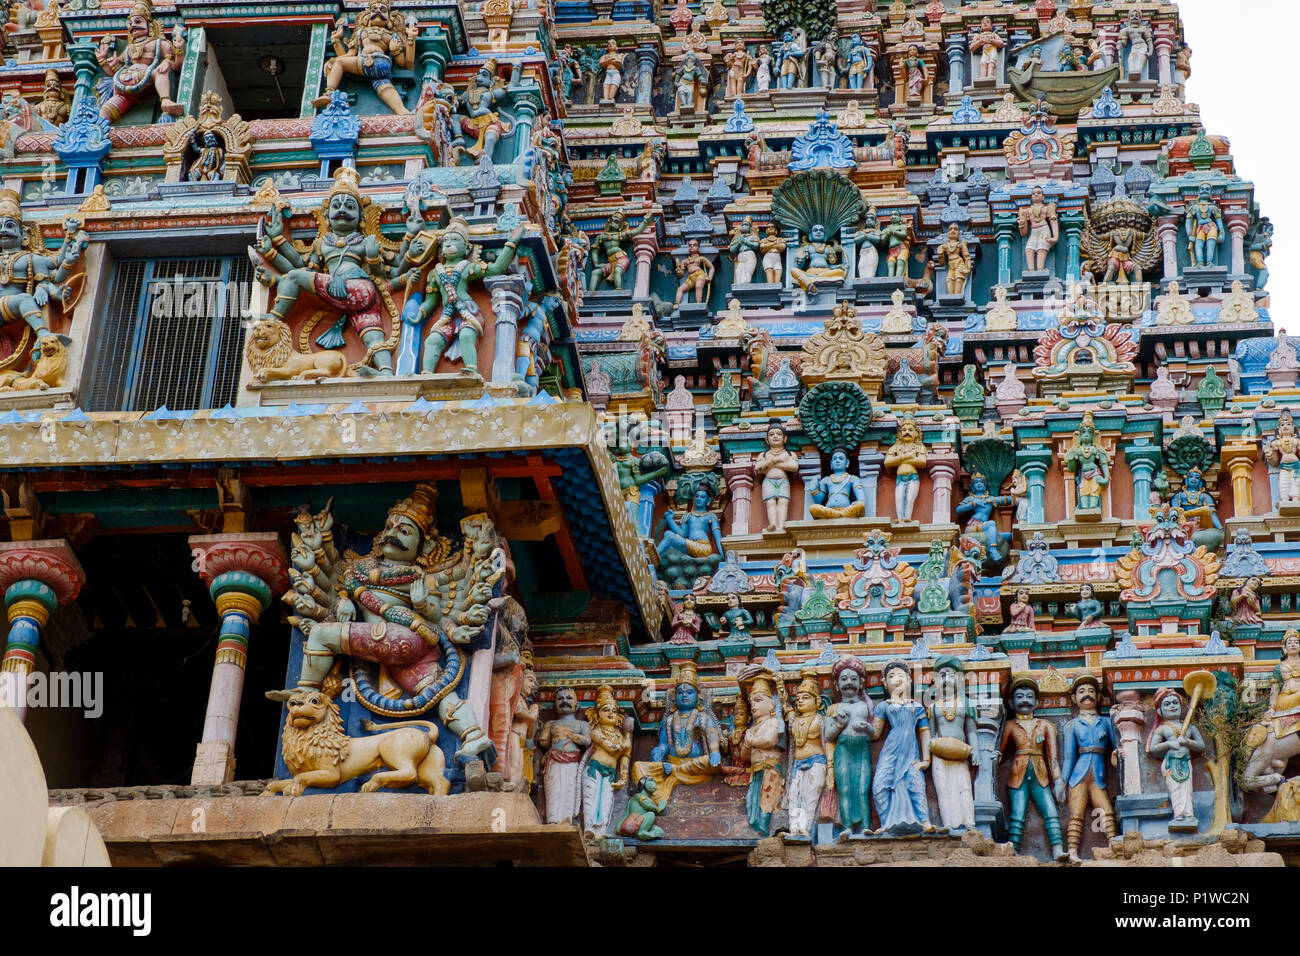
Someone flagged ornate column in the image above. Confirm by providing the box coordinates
[0,541,84,723]
[1124,440,1160,522]
[189,534,288,786]
[1017,447,1052,524]
[1157,218,1180,282]
[858,447,884,518]
[1154,25,1176,86]
[928,449,959,524]
[635,46,660,106]
[485,273,528,385]
[632,230,658,300]
[945,33,967,96]
[994,213,1018,287]
[1098,24,1119,66]
[1060,211,1085,283]
[301,22,330,116]
[510,90,542,168]
[1227,214,1249,277]
[724,461,755,536]
[174,25,206,118]
[1221,437,1259,517]
[798,454,822,521]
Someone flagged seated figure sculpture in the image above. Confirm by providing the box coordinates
[656,479,725,589]
[1169,467,1224,550]
[0,192,86,368]
[95,0,187,122]
[810,447,867,519]
[954,472,1015,566]
[633,661,722,804]
[789,224,846,295]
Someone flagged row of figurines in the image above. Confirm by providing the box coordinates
[531,655,1287,857]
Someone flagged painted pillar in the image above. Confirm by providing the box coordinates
[632,231,658,299]
[189,533,288,786]
[1124,440,1160,521]
[945,33,966,96]
[301,22,330,117]
[798,454,822,521]
[928,450,958,524]
[1060,211,1084,283]
[1017,448,1052,524]
[1154,27,1176,87]
[724,462,755,536]
[1157,218,1180,282]
[1227,215,1249,277]
[485,273,528,385]
[511,93,541,169]
[635,46,660,106]
[994,213,1018,287]
[858,447,884,518]
[174,25,206,118]
[1221,439,1259,517]
[0,540,85,724]
[1099,24,1119,66]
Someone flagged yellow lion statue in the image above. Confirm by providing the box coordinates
[0,333,69,391]
[245,316,350,383]
[263,688,450,797]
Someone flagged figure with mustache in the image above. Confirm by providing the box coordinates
[1060,673,1117,862]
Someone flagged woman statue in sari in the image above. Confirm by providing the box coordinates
[1271,630,1300,714]
[872,660,935,835]
[786,677,829,838]
[727,669,786,835]
[1230,576,1263,627]
[904,44,928,102]
[582,684,630,837]
[825,655,875,838]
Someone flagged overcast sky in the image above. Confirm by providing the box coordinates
[1178,0,1292,329]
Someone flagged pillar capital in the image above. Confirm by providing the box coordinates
[0,538,85,607]
[189,532,288,598]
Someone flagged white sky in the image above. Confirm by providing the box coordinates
[1178,0,1294,329]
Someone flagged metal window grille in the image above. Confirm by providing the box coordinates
[86,256,253,413]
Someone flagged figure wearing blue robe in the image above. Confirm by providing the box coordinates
[872,698,933,834]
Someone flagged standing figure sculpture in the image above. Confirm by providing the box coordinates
[588,210,656,292]
[885,416,928,522]
[673,238,714,307]
[1006,586,1036,632]
[1019,186,1059,273]
[756,421,799,532]
[1001,676,1067,861]
[312,1,417,115]
[252,167,398,376]
[538,686,590,824]
[776,30,807,89]
[1265,410,1300,504]
[582,684,631,837]
[903,44,929,102]
[810,447,868,519]
[970,18,1004,81]
[724,40,755,98]
[1146,687,1206,832]
[880,213,912,279]
[95,0,187,122]
[729,216,761,285]
[1060,673,1117,862]
[814,30,840,88]
[1184,183,1224,268]
[674,51,711,114]
[760,223,786,284]
[928,656,979,831]
[872,661,934,835]
[846,34,873,90]
[935,224,972,297]
[754,44,774,92]
[599,39,623,102]
[719,593,754,640]
[457,60,519,163]
[787,677,830,838]
[852,206,883,280]
[826,656,876,838]
[1063,411,1110,512]
[635,661,722,802]
[1119,9,1154,79]
[728,669,786,835]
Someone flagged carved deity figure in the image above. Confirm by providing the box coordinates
[776,30,808,89]
[1063,411,1110,511]
[1069,583,1104,630]
[970,18,1004,81]
[634,661,722,803]
[934,223,972,296]
[95,0,187,122]
[814,30,839,88]
[1184,183,1224,268]
[1006,586,1036,632]
[885,416,927,521]
[251,167,397,375]
[1001,676,1067,860]
[508,652,539,792]
[786,677,829,838]
[553,44,582,105]
[852,206,883,280]
[313,0,417,115]
[810,446,867,519]
[582,684,631,837]
[753,44,773,92]
[665,590,702,644]
[955,471,1015,566]
[729,216,761,285]
[1146,688,1206,831]
[846,33,873,90]
[903,44,928,101]
[719,592,754,641]
[1230,575,1264,626]
[0,192,86,371]
[756,421,799,532]
[1119,10,1154,79]
[871,661,934,834]
[619,777,668,840]
[656,481,725,588]
[673,237,714,307]
[188,130,225,182]
[760,223,786,284]
[1265,411,1300,503]
[274,485,501,782]
[1271,630,1300,714]
[674,51,710,113]
[599,39,623,102]
[928,656,979,831]
[1019,186,1059,273]
[588,210,656,292]
[34,69,68,127]
[538,686,590,824]
[1169,467,1223,550]
[1060,674,1116,862]
[728,670,786,835]
[724,40,755,98]
[880,213,912,279]
[790,224,845,295]
[826,656,876,837]
[457,60,518,162]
